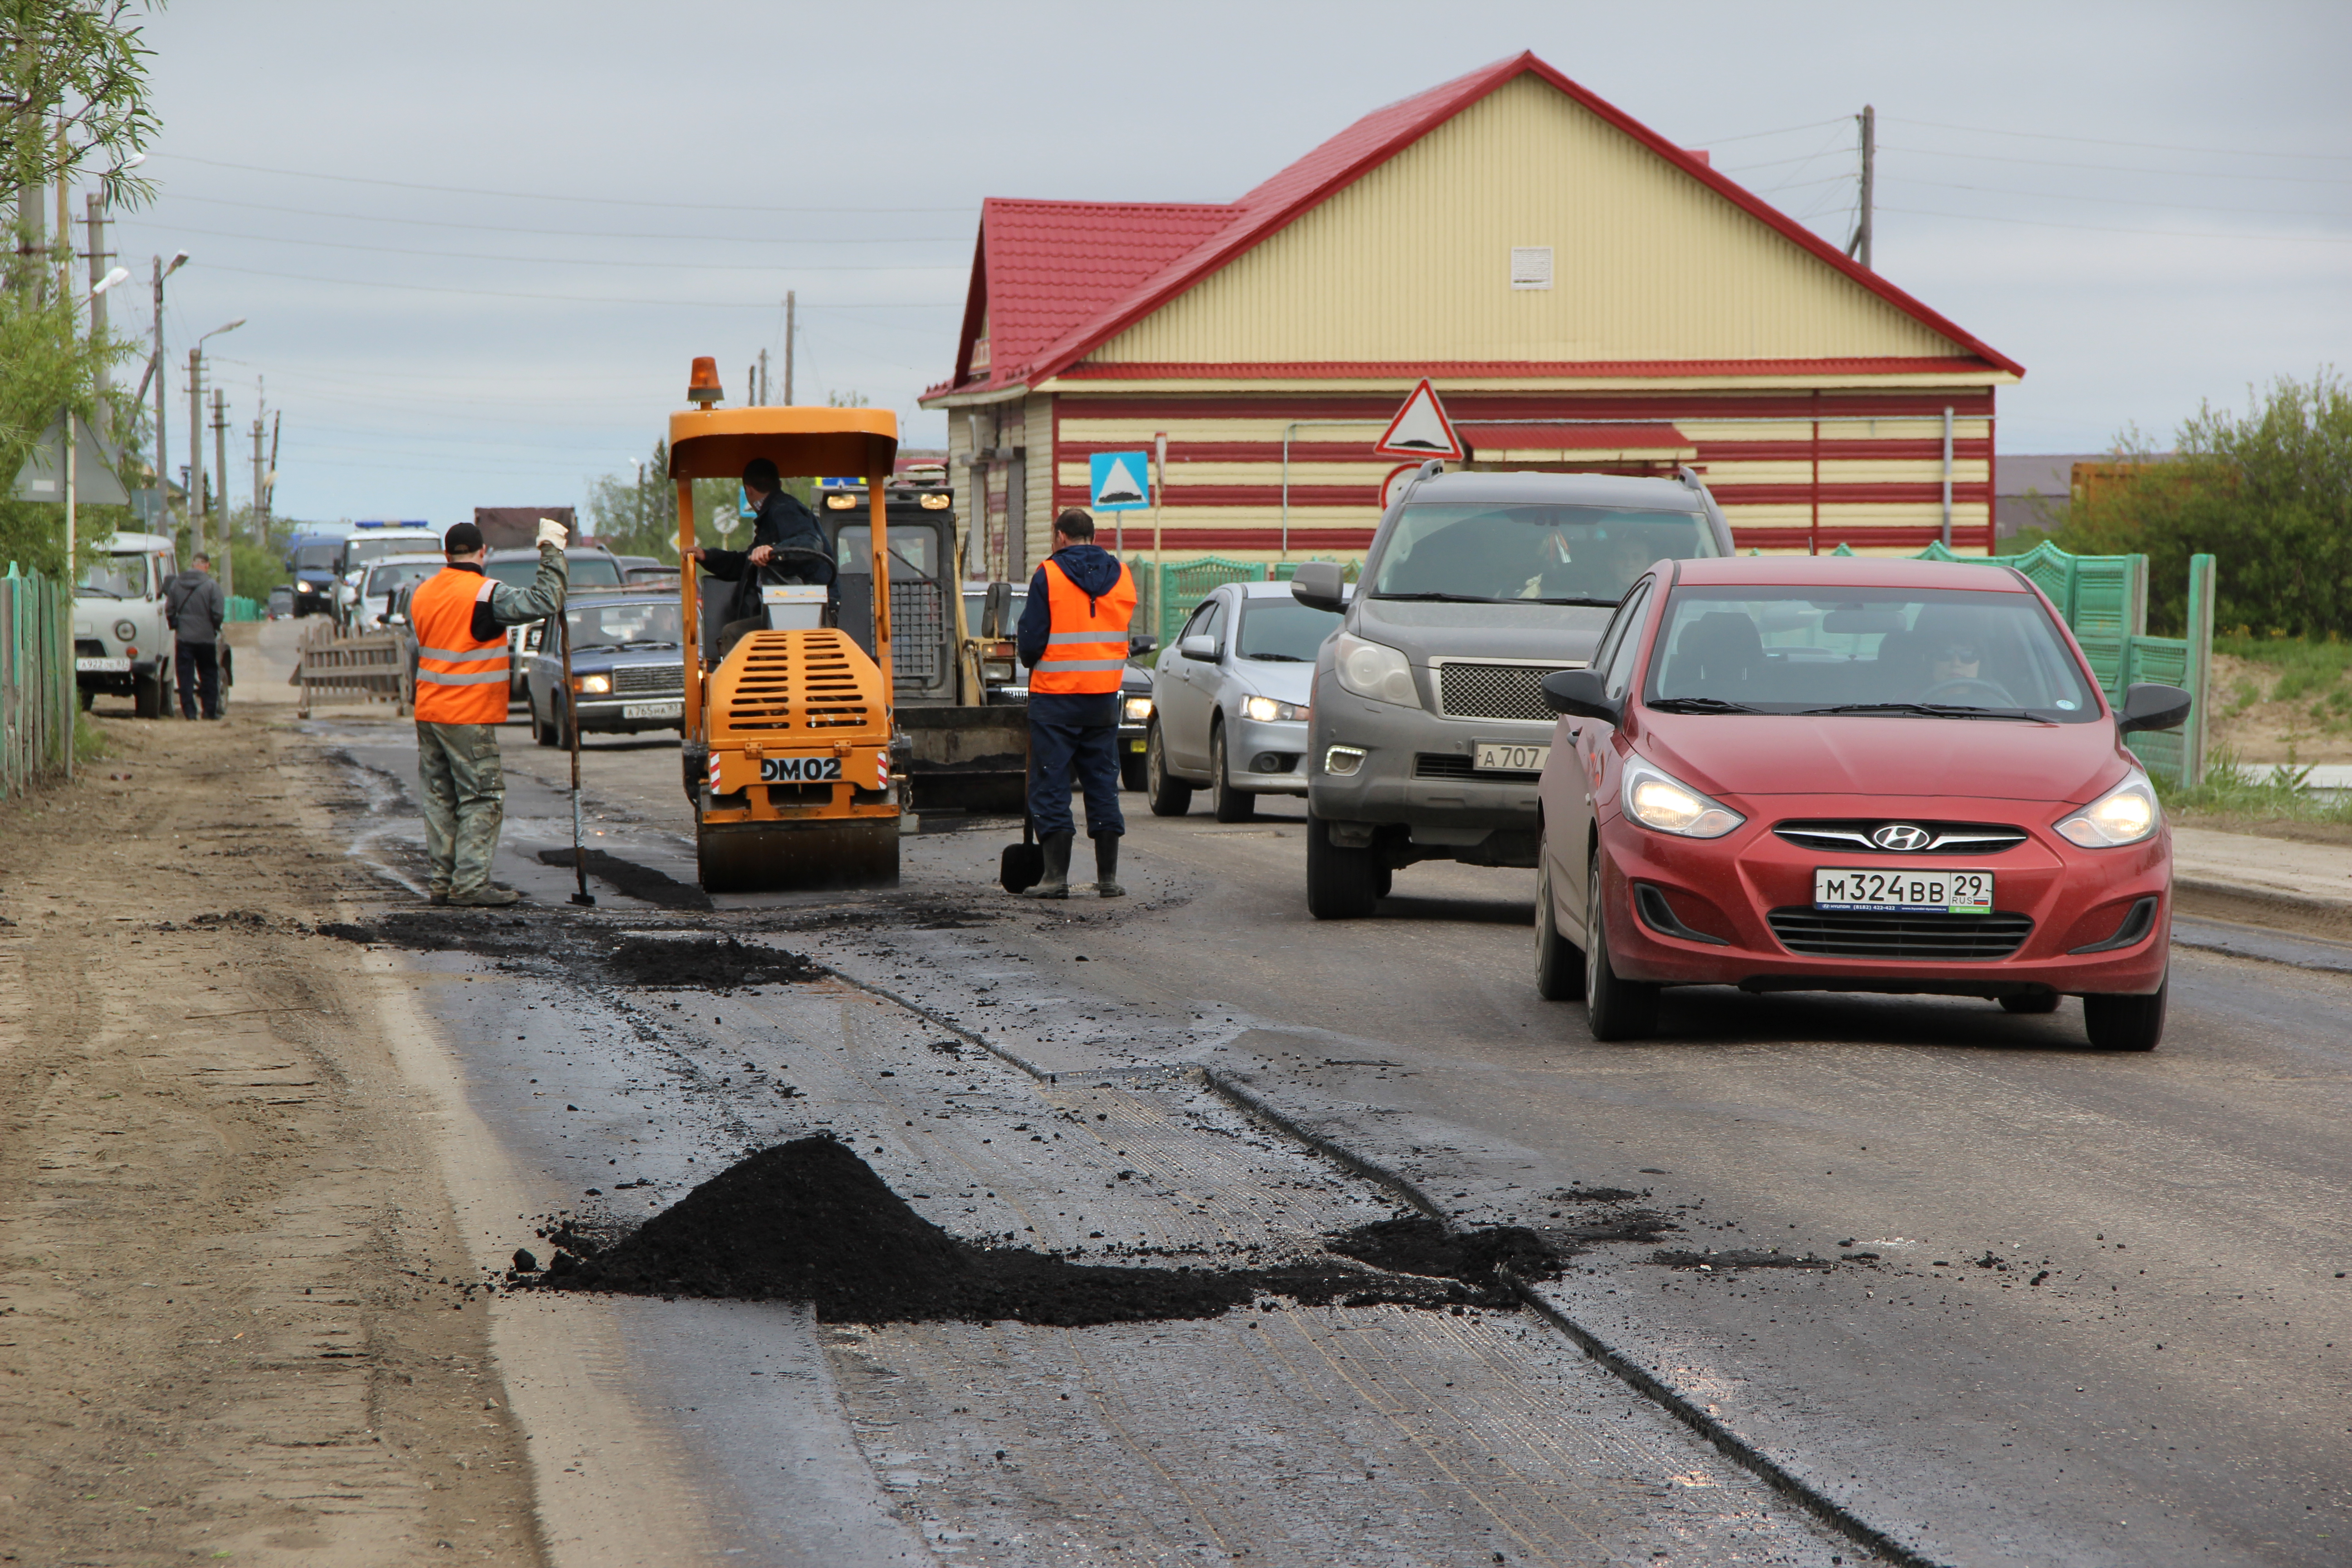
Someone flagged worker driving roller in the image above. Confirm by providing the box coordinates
[1017,507,1136,899]
[411,518,569,906]
[691,457,835,658]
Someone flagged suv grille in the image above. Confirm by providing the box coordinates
[1415,753,1543,784]
[1434,662,1565,723]
[612,663,683,695]
[1768,907,2033,961]
[1774,820,2029,855]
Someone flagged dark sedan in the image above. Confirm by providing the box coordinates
[519,591,686,746]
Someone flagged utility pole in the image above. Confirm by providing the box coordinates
[783,291,795,406]
[187,349,206,558]
[83,196,113,432]
[152,259,169,530]
[251,412,267,564]
[212,387,232,599]
[758,347,769,406]
[1847,104,1875,270]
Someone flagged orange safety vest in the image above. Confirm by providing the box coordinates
[411,567,512,725]
[1030,557,1137,695]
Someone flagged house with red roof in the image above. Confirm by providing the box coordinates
[921,51,2020,584]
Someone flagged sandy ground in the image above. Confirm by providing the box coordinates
[2207,651,2352,764]
[0,703,544,1566]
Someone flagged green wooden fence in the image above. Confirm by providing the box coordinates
[0,565,76,799]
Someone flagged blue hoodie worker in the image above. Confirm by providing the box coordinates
[1016,508,1135,898]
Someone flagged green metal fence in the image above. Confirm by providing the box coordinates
[227,594,260,622]
[1,565,76,799]
[1132,557,1359,638]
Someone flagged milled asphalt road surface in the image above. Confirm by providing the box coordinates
[331,710,2350,1566]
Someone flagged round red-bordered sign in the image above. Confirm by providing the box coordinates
[1382,463,1426,513]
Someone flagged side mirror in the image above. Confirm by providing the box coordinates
[1541,667,1620,725]
[1127,633,1158,658]
[1290,561,1346,614]
[2117,681,2193,734]
[981,580,1014,638]
[1179,634,1218,662]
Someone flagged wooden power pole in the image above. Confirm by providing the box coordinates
[1847,104,1875,270]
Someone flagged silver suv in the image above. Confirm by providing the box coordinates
[1292,467,1733,917]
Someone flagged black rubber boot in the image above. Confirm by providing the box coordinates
[1093,833,1125,897]
[1025,833,1073,899]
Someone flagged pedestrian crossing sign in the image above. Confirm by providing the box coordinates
[1088,451,1152,512]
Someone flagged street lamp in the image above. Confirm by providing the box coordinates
[189,318,245,559]
[62,268,135,567]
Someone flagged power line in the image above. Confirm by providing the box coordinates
[165,191,970,244]
[151,152,974,212]
[1888,116,2352,163]
[188,260,961,309]
[1878,205,2352,244]
[1879,143,2352,185]
[1886,174,2350,222]
[113,218,967,272]
[1686,115,1849,147]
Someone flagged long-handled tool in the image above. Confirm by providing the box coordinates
[558,602,596,907]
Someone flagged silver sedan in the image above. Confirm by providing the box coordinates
[1146,578,1342,821]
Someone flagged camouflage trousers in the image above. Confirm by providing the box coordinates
[416,722,505,897]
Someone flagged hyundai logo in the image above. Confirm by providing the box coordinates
[1871,823,1932,852]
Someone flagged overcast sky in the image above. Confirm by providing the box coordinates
[114,0,2349,527]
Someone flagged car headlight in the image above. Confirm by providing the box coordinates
[1620,760,1744,839]
[1323,745,1367,776]
[1241,694,1307,723]
[2055,773,2159,848]
[1333,632,1419,708]
[1121,695,1154,725]
[297,581,316,593]
[572,673,612,695]
[113,618,137,642]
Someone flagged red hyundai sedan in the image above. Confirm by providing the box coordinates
[1533,556,2191,1049]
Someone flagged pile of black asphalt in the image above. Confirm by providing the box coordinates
[317,915,822,990]
[510,1137,1573,1326]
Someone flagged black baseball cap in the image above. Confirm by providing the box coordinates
[443,522,484,553]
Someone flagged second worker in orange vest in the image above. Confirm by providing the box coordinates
[410,519,571,906]
[1014,508,1137,898]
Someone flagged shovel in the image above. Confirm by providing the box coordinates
[999,741,1043,893]
[558,605,596,907]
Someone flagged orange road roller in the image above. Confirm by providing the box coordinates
[669,360,904,891]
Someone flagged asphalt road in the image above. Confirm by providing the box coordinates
[365,716,2350,1566]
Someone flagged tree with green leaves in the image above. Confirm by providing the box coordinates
[0,0,161,575]
[584,437,818,561]
[2064,371,2352,638]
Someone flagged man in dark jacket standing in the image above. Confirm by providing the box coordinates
[164,553,226,719]
[1016,509,1135,898]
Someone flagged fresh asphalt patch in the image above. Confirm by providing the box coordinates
[507,1135,1557,1323]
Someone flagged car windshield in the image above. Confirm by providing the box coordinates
[1235,597,1341,662]
[564,599,682,650]
[79,554,149,597]
[834,526,934,578]
[1370,503,1715,603]
[1643,587,2099,721]
[292,544,341,571]
[344,536,436,569]
[364,561,439,596]
[487,556,620,588]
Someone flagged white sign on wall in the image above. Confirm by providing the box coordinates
[1510,246,1554,290]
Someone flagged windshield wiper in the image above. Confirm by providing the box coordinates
[1529,595,1625,607]
[1368,591,1503,603]
[1242,652,1308,662]
[1802,701,2041,721]
[617,640,679,650]
[1646,696,1766,714]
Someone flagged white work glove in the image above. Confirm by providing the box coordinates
[536,517,569,551]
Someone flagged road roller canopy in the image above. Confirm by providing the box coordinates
[666,405,900,483]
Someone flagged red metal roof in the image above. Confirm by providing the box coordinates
[924,52,2019,404]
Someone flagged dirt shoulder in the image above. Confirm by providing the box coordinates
[0,712,542,1566]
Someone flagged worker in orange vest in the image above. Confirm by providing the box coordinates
[409,519,570,905]
[1014,508,1137,898]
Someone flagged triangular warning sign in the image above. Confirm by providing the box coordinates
[1372,378,1463,460]
[1095,456,1146,505]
